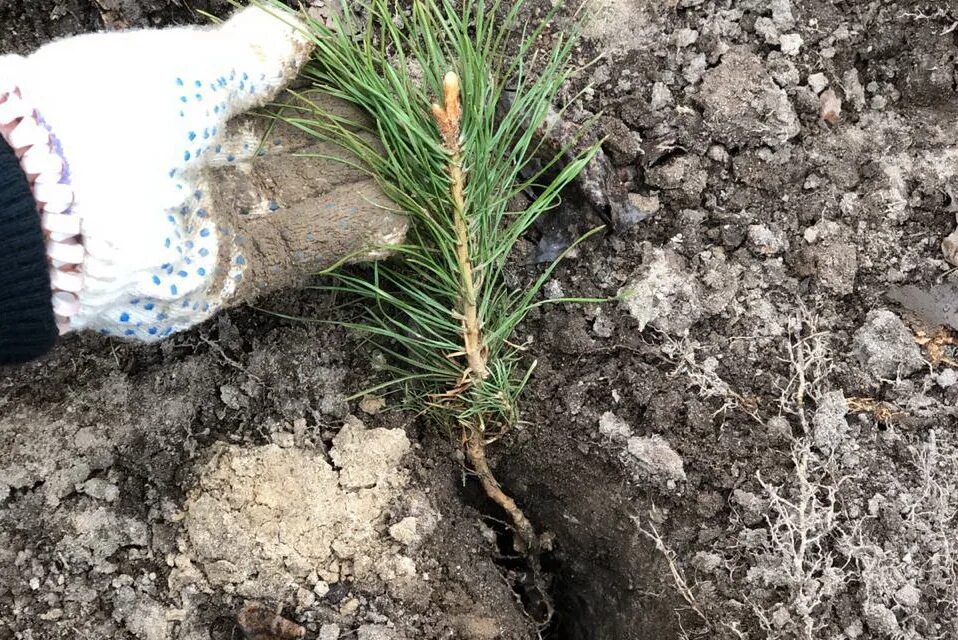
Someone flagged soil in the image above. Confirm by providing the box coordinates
[3,1,958,640]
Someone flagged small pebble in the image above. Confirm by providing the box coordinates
[779,33,803,56]
[808,72,829,94]
[313,580,331,597]
[340,597,360,615]
[359,395,386,415]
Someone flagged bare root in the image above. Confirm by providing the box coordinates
[465,429,554,626]
[465,430,540,554]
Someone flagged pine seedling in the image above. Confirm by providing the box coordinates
[261,0,600,571]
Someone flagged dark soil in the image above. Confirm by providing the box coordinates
[4,1,958,639]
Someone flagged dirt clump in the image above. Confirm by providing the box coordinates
[698,46,800,148]
[175,419,414,600]
[851,309,927,379]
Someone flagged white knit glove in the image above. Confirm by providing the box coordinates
[0,6,402,341]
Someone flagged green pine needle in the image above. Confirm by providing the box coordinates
[260,0,601,438]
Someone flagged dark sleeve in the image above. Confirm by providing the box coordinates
[0,134,57,365]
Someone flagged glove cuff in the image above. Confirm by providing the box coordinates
[0,81,83,338]
[0,134,57,364]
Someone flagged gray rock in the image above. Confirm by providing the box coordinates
[816,242,858,294]
[779,33,803,56]
[732,489,766,525]
[120,599,170,640]
[59,507,148,569]
[766,416,792,442]
[691,551,723,573]
[388,517,421,546]
[943,228,958,266]
[645,155,707,206]
[851,310,925,379]
[45,462,92,507]
[602,118,642,165]
[808,72,829,95]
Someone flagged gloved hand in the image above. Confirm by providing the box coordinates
[0,5,405,342]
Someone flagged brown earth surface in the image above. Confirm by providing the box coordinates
[3,1,958,639]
